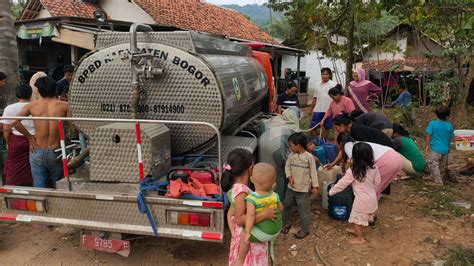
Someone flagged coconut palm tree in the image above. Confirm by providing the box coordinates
[0,0,20,108]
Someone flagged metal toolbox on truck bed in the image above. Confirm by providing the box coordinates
[90,123,171,182]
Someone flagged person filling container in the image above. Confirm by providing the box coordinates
[391,123,426,176]
[350,110,393,138]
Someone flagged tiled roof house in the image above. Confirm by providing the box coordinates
[16,0,302,89]
[18,0,276,44]
[133,0,276,44]
[361,24,443,72]
[20,0,97,20]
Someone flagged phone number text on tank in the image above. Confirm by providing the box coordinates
[100,103,185,114]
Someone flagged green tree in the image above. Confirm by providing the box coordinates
[383,0,473,126]
[268,0,472,125]
[11,0,26,19]
[262,17,292,40]
[268,0,390,86]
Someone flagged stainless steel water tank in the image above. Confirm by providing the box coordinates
[70,31,268,155]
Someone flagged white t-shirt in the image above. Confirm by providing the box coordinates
[344,141,393,161]
[2,102,35,136]
[313,79,337,112]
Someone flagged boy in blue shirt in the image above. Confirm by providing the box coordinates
[392,85,413,126]
[393,85,412,109]
[425,106,454,185]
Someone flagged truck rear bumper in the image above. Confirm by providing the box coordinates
[0,186,224,242]
[0,213,222,241]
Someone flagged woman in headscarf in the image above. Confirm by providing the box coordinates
[29,71,47,100]
[347,68,382,113]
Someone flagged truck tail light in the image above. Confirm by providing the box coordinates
[168,211,210,227]
[197,213,210,226]
[189,212,199,225]
[6,198,46,212]
[178,212,188,225]
[9,199,27,210]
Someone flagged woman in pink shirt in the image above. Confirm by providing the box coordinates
[329,142,381,244]
[321,84,355,132]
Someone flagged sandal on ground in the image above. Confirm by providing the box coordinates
[422,175,433,181]
[281,224,291,235]
[369,215,377,227]
[400,175,411,180]
[294,230,309,239]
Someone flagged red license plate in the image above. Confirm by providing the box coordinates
[80,234,131,257]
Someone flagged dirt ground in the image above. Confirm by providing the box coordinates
[1,105,473,265]
[0,149,472,265]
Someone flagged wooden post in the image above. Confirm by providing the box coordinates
[71,46,78,65]
[296,53,301,91]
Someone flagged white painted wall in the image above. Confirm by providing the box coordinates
[408,36,443,57]
[281,54,301,77]
[364,36,407,62]
[37,7,51,19]
[363,34,443,62]
[100,0,156,24]
[281,51,346,105]
[303,52,346,90]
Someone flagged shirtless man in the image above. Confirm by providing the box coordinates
[13,76,71,188]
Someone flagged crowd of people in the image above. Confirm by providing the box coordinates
[226,67,454,265]
[1,64,456,265]
[0,66,74,188]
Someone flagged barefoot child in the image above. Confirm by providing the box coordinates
[235,163,283,266]
[329,142,381,244]
[282,132,319,239]
[222,149,275,266]
[425,106,454,185]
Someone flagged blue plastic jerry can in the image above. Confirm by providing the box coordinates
[311,146,327,167]
[313,136,325,146]
[323,143,337,164]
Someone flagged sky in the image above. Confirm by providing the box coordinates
[204,0,268,5]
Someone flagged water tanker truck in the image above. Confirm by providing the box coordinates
[0,24,275,256]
